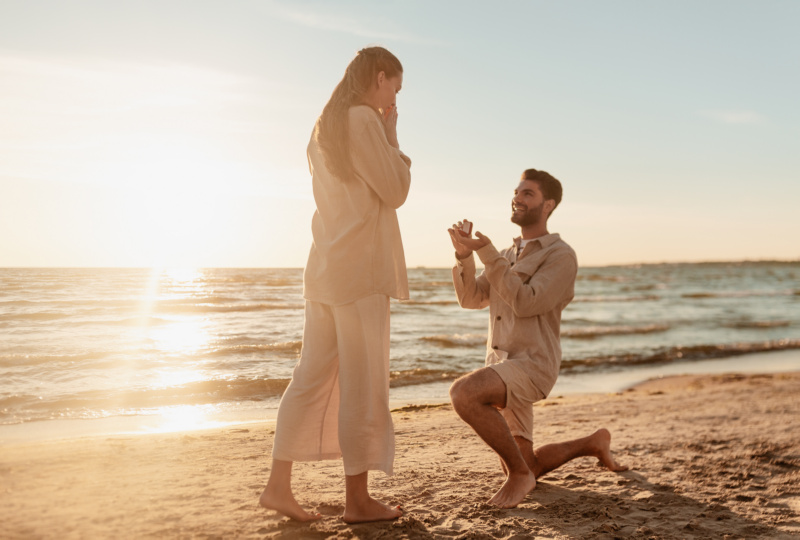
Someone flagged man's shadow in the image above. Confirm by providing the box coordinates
[506,468,794,538]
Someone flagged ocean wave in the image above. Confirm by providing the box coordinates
[210,275,300,287]
[0,394,35,407]
[576,274,627,282]
[409,281,455,290]
[108,316,171,326]
[0,351,112,367]
[561,339,800,373]
[3,370,472,424]
[1,297,249,311]
[621,284,664,292]
[156,295,248,305]
[572,294,661,303]
[726,320,792,329]
[0,311,71,322]
[420,334,486,348]
[57,316,171,327]
[562,324,670,339]
[682,290,797,299]
[389,368,466,387]
[422,324,673,345]
[0,377,293,424]
[156,303,304,314]
[203,341,303,357]
[0,299,137,309]
[1,371,468,424]
[403,300,458,306]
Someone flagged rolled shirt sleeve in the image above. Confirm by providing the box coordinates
[451,252,491,310]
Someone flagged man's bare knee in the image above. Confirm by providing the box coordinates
[449,377,472,414]
[450,369,506,411]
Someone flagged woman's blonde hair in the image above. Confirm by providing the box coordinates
[315,47,403,181]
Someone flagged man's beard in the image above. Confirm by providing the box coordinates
[511,201,544,227]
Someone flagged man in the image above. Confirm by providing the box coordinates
[447,168,627,509]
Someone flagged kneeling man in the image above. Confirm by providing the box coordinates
[448,168,627,508]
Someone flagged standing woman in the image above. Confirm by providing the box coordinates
[260,47,411,523]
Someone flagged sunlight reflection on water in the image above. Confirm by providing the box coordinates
[144,404,227,434]
[139,269,212,389]
[149,319,210,354]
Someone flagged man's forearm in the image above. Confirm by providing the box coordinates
[452,253,490,309]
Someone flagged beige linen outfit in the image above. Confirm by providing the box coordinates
[272,105,411,476]
[452,233,577,441]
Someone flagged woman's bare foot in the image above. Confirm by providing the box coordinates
[487,470,536,508]
[590,428,628,472]
[259,485,321,522]
[343,496,402,524]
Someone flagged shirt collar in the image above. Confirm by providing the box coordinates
[513,233,561,250]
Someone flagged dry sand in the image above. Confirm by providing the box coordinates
[2,371,799,539]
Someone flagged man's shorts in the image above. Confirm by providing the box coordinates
[487,351,546,442]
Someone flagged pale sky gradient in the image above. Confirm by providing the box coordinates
[1,0,798,268]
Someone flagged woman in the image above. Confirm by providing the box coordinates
[259,47,411,523]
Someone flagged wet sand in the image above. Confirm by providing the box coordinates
[2,371,799,539]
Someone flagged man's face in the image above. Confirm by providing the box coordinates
[511,179,546,227]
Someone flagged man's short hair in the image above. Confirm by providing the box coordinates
[522,169,562,212]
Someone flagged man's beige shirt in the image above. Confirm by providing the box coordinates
[452,233,577,397]
[304,105,412,306]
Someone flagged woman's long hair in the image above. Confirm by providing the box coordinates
[316,47,403,181]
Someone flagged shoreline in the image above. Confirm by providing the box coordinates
[2,370,798,538]
[1,348,799,445]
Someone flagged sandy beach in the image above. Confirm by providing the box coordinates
[2,370,799,539]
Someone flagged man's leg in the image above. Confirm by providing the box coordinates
[515,429,628,478]
[450,367,537,508]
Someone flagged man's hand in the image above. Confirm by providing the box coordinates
[448,220,491,259]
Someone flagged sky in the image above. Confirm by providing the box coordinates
[1,0,798,268]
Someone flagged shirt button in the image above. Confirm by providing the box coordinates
[492,345,499,350]
[496,316,501,320]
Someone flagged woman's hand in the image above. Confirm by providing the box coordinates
[382,104,400,148]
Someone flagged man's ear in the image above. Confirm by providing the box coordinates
[544,199,556,217]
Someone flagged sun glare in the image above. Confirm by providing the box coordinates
[164,267,203,283]
[150,368,207,390]
[137,268,212,356]
[148,404,226,434]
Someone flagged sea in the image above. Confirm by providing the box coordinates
[1,262,799,441]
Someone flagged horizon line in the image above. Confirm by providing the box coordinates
[1,258,798,271]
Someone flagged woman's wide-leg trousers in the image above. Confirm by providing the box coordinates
[271,294,394,476]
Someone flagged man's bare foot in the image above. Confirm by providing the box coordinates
[487,470,536,508]
[590,428,628,472]
[343,496,403,524]
[259,485,321,522]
